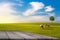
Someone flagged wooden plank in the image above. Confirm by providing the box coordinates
[7,31,24,39]
[0,31,8,39]
[13,32,37,39]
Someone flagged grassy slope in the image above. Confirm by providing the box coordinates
[0,22,60,38]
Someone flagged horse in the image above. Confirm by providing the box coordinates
[45,24,50,28]
[40,24,44,28]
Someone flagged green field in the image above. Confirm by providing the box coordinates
[0,22,60,38]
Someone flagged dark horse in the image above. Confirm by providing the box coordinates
[45,24,50,28]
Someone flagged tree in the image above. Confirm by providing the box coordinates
[50,16,55,22]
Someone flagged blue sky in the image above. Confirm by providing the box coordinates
[0,0,60,23]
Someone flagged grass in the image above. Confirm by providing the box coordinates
[0,22,60,38]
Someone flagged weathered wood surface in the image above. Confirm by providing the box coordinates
[0,31,58,40]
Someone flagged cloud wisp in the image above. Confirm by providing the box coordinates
[0,2,20,23]
[23,2,44,16]
[23,2,54,17]
[45,6,54,12]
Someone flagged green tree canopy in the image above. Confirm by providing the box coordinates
[50,16,55,21]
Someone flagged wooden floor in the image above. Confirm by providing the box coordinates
[0,31,58,40]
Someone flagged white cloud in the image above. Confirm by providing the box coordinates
[24,2,44,16]
[45,6,54,12]
[22,2,56,22]
[24,2,55,17]
[0,2,49,23]
[27,16,49,22]
[23,9,33,16]
[30,2,44,10]
[0,2,19,23]
[17,16,50,22]
[0,1,56,23]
